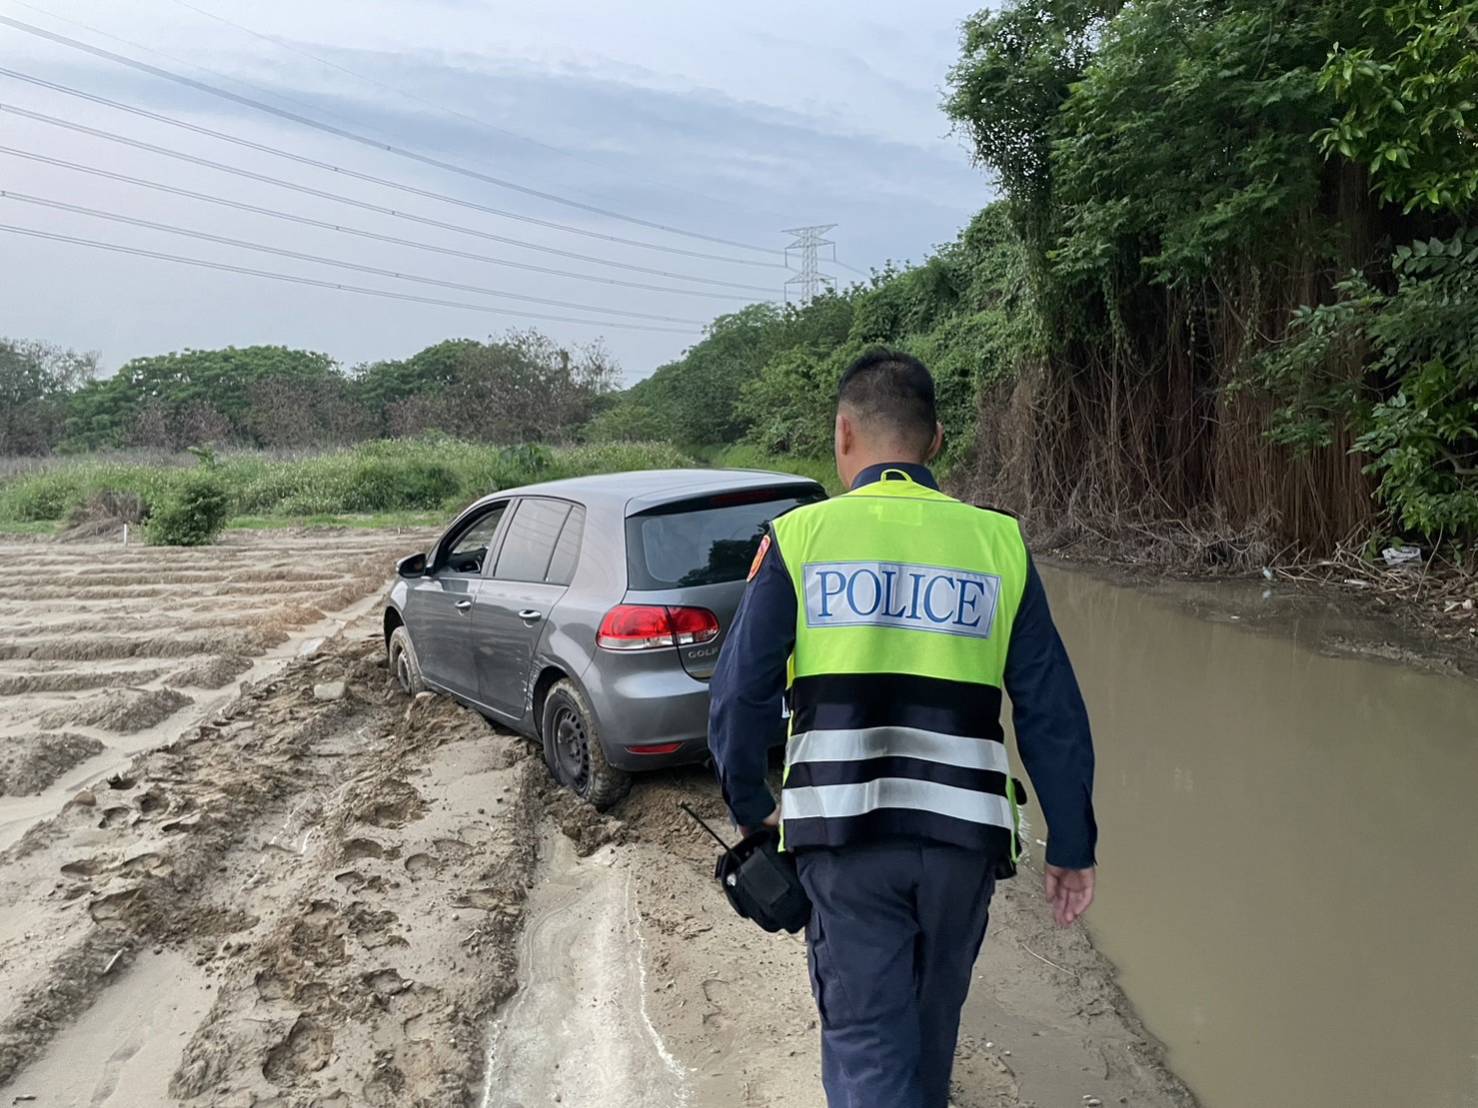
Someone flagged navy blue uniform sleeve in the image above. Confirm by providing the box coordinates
[1003,554,1098,869]
[707,539,796,830]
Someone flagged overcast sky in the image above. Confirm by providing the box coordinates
[1,0,993,383]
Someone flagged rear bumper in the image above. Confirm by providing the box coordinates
[580,654,783,773]
[606,736,712,772]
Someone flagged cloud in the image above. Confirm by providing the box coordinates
[2,1,993,378]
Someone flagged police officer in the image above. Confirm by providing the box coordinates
[708,349,1097,1108]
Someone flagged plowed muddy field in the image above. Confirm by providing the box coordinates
[0,531,431,848]
[0,535,1192,1108]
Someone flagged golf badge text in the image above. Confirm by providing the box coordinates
[802,560,1001,639]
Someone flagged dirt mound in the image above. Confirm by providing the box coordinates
[184,603,327,633]
[541,778,628,856]
[225,568,349,584]
[0,732,104,795]
[165,655,253,690]
[0,667,168,696]
[617,771,733,845]
[37,687,193,733]
[0,630,284,662]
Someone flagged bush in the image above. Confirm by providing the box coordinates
[146,471,231,546]
[340,457,462,511]
[711,444,841,494]
[0,439,700,526]
[548,441,690,479]
[0,472,85,521]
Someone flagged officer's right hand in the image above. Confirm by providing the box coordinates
[1044,865,1095,927]
[738,806,780,839]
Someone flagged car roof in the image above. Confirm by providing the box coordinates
[467,467,823,515]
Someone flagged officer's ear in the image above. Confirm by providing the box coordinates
[924,421,943,463]
[835,408,854,456]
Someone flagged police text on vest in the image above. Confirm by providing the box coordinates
[802,560,1001,639]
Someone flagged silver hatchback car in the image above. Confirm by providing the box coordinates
[384,468,825,807]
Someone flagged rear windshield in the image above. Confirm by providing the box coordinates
[625,487,824,589]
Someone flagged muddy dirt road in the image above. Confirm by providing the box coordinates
[0,535,1193,1108]
[0,531,431,850]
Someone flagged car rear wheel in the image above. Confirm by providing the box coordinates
[387,625,427,696]
[541,679,630,811]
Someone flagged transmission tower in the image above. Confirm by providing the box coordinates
[783,224,837,303]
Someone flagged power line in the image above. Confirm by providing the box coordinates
[3,0,404,136]
[0,224,699,334]
[830,259,871,278]
[0,190,708,326]
[0,102,778,294]
[163,0,797,228]
[0,146,764,303]
[0,67,785,270]
[0,14,783,258]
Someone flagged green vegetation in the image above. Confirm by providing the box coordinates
[0,439,691,531]
[585,0,1478,558]
[0,519,60,536]
[0,339,97,456]
[701,444,844,495]
[2,331,616,455]
[589,205,1031,478]
[6,0,1475,560]
[224,511,446,531]
[145,469,232,547]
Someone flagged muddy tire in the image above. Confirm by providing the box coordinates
[387,626,427,697]
[541,679,630,811]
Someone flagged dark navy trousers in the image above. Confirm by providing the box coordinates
[796,839,997,1108]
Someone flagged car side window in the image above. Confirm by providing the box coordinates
[545,506,585,586]
[442,504,507,575]
[493,498,572,583]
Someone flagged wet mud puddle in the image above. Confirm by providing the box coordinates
[480,831,689,1108]
[1043,567,1478,1108]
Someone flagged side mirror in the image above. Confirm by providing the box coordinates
[397,552,428,578]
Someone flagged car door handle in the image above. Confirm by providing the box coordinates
[518,609,543,622]
[455,599,473,612]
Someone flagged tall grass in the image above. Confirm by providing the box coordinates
[0,438,695,525]
[707,444,843,494]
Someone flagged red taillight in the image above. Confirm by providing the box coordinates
[667,605,720,645]
[626,742,684,756]
[597,604,719,651]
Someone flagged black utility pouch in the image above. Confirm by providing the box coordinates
[713,827,811,934]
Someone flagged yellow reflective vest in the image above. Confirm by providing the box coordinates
[769,469,1029,870]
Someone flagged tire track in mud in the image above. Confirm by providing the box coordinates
[0,632,547,1106]
[480,835,688,1108]
[0,637,385,1087]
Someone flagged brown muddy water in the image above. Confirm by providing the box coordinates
[1040,567,1478,1108]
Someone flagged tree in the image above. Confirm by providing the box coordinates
[354,339,481,429]
[1319,0,1478,213]
[375,332,619,443]
[0,338,97,455]
[63,345,342,450]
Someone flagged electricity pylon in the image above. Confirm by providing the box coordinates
[782,224,837,304]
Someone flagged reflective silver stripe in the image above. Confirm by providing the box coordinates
[782,778,1015,829]
[787,726,1009,775]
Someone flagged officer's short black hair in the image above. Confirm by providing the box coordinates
[835,349,937,455]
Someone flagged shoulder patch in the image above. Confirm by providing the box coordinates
[747,534,772,581]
